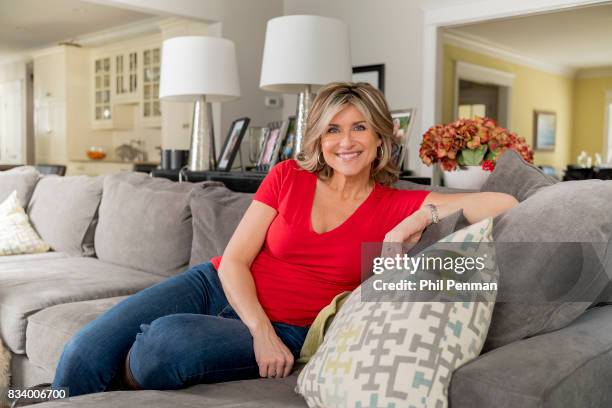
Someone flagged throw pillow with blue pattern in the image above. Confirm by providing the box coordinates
[296,218,498,408]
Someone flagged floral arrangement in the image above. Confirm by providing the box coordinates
[419,116,534,172]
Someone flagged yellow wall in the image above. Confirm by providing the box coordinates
[572,73,612,161]
[443,44,574,169]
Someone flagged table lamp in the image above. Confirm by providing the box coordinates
[160,36,241,171]
[260,15,351,158]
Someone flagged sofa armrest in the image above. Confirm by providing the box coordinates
[450,305,612,408]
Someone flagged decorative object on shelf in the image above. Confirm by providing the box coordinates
[352,64,385,94]
[159,149,189,170]
[256,121,283,171]
[217,117,250,172]
[247,126,268,166]
[86,146,106,161]
[279,116,297,162]
[260,15,351,159]
[576,150,592,168]
[420,117,534,189]
[390,109,416,170]
[533,110,556,151]
[160,36,240,171]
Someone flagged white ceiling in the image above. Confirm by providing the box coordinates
[448,2,612,70]
[0,0,155,56]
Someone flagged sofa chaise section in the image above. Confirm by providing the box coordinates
[450,304,612,408]
[0,257,164,354]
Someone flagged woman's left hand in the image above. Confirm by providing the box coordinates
[384,208,430,244]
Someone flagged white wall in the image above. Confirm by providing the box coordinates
[282,0,426,175]
[87,0,286,141]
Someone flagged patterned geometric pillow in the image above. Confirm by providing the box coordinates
[296,218,497,408]
[0,191,49,256]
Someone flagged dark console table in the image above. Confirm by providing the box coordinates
[152,169,431,193]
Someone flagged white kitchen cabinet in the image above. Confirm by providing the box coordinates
[67,161,134,176]
[33,45,100,164]
[139,46,162,127]
[113,49,139,103]
[0,80,25,164]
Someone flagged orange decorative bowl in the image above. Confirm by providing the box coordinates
[86,147,106,160]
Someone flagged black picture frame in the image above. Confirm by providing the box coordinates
[352,64,385,94]
[217,117,250,171]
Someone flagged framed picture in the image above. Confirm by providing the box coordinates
[533,110,556,151]
[279,116,297,162]
[352,64,385,94]
[257,121,283,170]
[217,117,250,171]
[390,108,416,170]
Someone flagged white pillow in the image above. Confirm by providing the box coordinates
[296,218,498,408]
[0,191,49,256]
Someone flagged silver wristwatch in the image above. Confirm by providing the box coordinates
[425,204,440,224]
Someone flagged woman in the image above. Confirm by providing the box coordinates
[52,82,517,396]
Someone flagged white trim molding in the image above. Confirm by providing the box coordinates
[603,90,612,162]
[455,61,516,87]
[443,30,574,77]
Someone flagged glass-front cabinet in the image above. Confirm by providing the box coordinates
[93,56,112,126]
[91,40,162,129]
[113,50,139,102]
[141,46,161,126]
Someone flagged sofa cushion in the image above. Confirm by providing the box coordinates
[480,149,557,201]
[190,186,252,266]
[0,257,163,354]
[95,173,204,276]
[34,370,308,407]
[450,305,612,408]
[27,175,103,256]
[27,296,128,374]
[485,179,612,350]
[0,166,39,207]
[0,251,67,264]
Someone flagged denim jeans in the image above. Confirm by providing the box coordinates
[52,262,310,397]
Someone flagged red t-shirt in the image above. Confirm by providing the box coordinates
[211,160,430,326]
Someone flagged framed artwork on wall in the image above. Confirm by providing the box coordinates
[352,64,385,94]
[391,108,416,170]
[533,110,556,151]
[217,117,250,171]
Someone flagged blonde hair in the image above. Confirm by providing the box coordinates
[296,82,400,186]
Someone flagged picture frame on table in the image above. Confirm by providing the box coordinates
[279,116,297,162]
[256,121,283,171]
[533,110,556,151]
[390,108,416,170]
[217,117,250,172]
[352,64,385,94]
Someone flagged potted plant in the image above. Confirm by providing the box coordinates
[419,117,534,189]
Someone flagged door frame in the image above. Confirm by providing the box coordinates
[454,61,514,127]
[420,0,609,181]
[604,90,612,162]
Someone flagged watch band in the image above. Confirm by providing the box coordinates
[426,203,440,224]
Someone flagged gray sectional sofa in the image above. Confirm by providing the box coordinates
[1,161,612,407]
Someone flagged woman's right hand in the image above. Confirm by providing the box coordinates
[252,324,294,379]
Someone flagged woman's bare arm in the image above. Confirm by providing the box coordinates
[217,201,295,378]
[385,192,518,243]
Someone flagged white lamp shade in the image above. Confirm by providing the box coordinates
[260,15,351,93]
[159,36,241,102]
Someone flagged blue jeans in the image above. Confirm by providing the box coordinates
[52,262,310,397]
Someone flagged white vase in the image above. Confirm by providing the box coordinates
[443,166,491,190]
